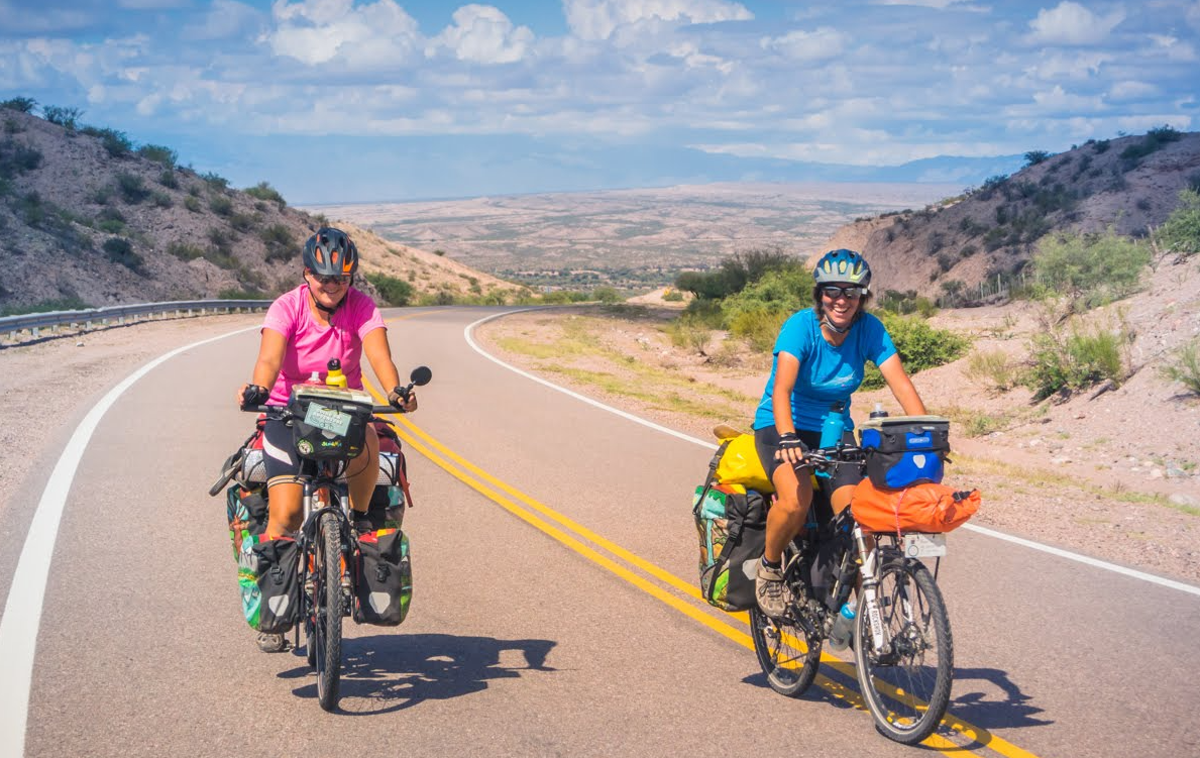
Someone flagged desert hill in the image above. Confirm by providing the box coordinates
[825,129,1200,299]
[0,105,519,313]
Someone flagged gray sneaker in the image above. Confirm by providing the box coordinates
[256,632,289,653]
[756,562,789,619]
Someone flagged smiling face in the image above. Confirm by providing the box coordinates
[818,282,865,330]
[305,269,350,310]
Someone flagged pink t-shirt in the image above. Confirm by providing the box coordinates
[262,284,387,404]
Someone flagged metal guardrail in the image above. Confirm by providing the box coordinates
[0,299,271,342]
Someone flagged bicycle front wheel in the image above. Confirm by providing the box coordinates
[853,554,953,744]
[749,606,822,697]
[314,510,344,711]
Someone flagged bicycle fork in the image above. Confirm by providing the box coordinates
[853,526,890,655]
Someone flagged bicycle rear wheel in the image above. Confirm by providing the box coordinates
[749,605,822,697]
[853,554,953,744]
[314,510,344,711]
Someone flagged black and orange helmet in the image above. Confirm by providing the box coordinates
[303,227,358,278]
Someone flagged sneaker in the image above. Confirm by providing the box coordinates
[256,631,289,653]
[756,562,789,619]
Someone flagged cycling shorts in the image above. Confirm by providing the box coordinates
[753,425,862,492]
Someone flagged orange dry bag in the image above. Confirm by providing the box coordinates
[850,479,980,534]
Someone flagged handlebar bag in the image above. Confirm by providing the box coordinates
[353,529,412,626]
[694,483,767,612]
[850,479,980,534]
[289,395,375,460]
[239,535,300,633]
[859,416,950,489]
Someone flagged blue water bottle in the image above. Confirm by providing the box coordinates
[819,401,847,449]
[828,599,857,650]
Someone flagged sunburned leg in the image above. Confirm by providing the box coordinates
[265,480,303,538]
[764,464,814,562]
[344,424,379,515]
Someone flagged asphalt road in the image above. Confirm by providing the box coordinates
[2,306,1199,758]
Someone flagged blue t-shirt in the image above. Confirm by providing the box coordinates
[753,309,897,433]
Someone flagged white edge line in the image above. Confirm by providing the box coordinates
[465,309,1200,599]
[0,324,260,758]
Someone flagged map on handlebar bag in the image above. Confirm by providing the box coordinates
[304,401,351,437]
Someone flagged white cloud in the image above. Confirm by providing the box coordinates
[872,0,981,7]
[429,5,534,64]
[266,0,421,67]
[1146,33,1197,61]
[1025,52,1111,80]
[1030,84,1104,110]
[563,0,753,41]
[1109,80,1157,100]
[760,27,846,61]
[184,0,264,41]
[1027,1,1124,45]
[1188,1,1200,31]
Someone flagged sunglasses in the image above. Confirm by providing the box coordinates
[820,285,865,300]
[309,272,350,286]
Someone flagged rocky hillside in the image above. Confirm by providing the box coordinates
[824,129,1200,300]
[0,106,521,312]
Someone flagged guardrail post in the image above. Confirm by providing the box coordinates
[175,309,181,317]
[33,327,40,339]
[86,320,93,330]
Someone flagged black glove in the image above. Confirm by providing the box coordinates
[388,386,409,411]
[777,432,806,454]
[241,384,269,406]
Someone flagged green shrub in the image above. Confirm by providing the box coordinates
[664,316,711,353]
[137,144,177,168]
[42,105,82,130]
[592,286,622,303]
[1119,125,1181,164]
[1156,188,1200,256]
[116,172,149,203]
[152,191,172,208]
[103,237,145,273]
[1,97,37,113]
[720,267,811,326]
[90,127,133,158]
[681,297,725,328]
[184,195,201,212]
[366,273,415,306]
[230,212,255,231]
[663,288,683,302]
[1025,327,1124,400]
[0,296,90,316]
[964,349,1018,391]
[729,308,788,352]
[1024,150,1050,166]
[209,195,233,216]
[201,171,229,191]
[1160,339,1200,395]
[0,137,43,176]
[260,224,296,263]
[218,288,266,300]
[167,242,204,260]
[245,181,285,207]
[1031,229,1150,308]
[882,312,970,370]
[158,169,178,189]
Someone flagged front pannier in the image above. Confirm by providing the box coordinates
[850,479,980,534]
[353,530,412,626]
[859,415,950,490]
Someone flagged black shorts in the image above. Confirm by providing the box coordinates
[753,425,863,493]
[262,418,301,484]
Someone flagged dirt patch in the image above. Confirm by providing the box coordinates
[475,259,1200,584]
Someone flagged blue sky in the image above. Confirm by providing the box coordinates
[2,0,1197,203]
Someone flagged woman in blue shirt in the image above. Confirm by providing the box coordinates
[753,249,928,618]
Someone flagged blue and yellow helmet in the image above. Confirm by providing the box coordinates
[813,249,871,288]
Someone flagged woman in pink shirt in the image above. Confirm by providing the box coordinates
[236,228,417,651]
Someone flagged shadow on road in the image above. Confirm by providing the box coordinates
[279,632,557,714]
[948,666,1052,729]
